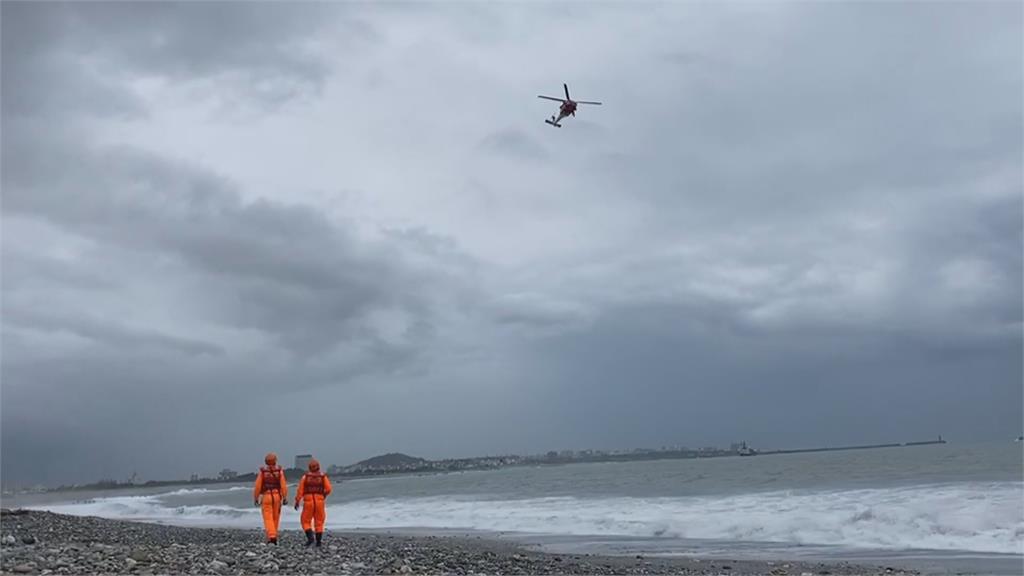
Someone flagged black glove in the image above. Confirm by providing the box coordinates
[254,499,260,507]
[282,499,288,506]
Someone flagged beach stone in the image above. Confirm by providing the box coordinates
[2,534,16,545]
[125,558,138,568]
[130,549,150,562]
[22,535,37,545]
[0,509,909,576]
[13,565,35,574]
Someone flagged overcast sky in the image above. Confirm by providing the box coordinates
[2,1,1021,487]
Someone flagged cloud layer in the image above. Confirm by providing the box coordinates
[2,2,1020,487]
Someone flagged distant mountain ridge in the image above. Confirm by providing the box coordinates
[355,453,426,468]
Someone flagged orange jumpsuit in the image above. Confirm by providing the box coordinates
[295,471,332,534]
[253,465,288,541]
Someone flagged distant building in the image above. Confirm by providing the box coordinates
[294,454,313,470]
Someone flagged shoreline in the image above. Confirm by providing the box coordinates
[0,509,918,575]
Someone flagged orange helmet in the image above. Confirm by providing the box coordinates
[308,459,320,472]
[265,452,277,465]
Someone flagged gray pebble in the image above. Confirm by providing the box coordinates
[0,509,914,576]
[130,549,150,562]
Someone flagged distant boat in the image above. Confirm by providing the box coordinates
[1016,436,1022,443]
[736,441,757,456]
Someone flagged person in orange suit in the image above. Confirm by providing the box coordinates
[253,452,288,544]
[293,458,332,547]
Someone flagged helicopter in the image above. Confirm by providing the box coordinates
[537,83,602,127]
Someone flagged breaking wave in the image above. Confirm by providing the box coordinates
[160,486,250,497]
[35,482,1023,554]
[334,482,1023,554]
[39,494,257,527]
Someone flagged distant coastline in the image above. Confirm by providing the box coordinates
[6,436,950,495]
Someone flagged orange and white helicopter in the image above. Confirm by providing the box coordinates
[537,83,602,128]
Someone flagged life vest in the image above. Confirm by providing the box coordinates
[260,466,282,493]
[303,472,326,496]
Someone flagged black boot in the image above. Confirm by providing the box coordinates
[304,529,314,547]
[269,537,277,545]
[315,532,323,548]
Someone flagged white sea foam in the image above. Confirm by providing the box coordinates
[160,486,250,497]
[39,495,258,527]
[35,482,1023,554]
[331,483,1023,554]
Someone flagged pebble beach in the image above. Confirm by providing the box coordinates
[0,509,919,575]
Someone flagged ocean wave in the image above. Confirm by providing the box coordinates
[33,482,1023,554]
[38,495,256,527]
[333,483,1023,554]
[159,486,250,497]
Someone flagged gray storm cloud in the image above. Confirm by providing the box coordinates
[2,1,1020,487]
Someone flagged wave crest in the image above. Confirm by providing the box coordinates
[34,482,1023,554]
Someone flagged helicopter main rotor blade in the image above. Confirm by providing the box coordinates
[564,83,570,100]
[537,95,565,102]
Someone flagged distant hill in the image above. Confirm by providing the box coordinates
[355,453,426,468]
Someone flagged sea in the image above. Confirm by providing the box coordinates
[6,442,1023,575]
